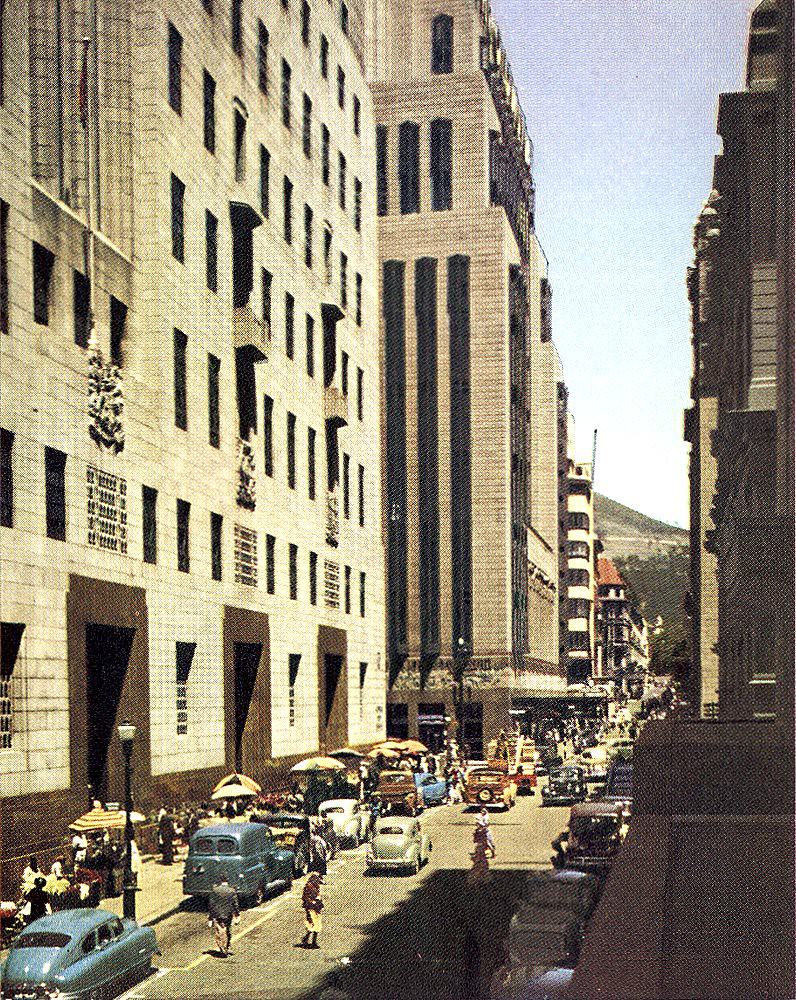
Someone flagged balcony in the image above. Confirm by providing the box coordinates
[326,489,340,547]
[324,385,348,429]
[233,306,271,360]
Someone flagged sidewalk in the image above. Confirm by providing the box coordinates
[103,855,186,926]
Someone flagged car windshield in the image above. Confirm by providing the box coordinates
[16,932,71,949]
[193,836,239,855]
[322,807,346,815]
[571,817,619,838]
[379,826,405,836]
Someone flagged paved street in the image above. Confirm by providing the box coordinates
[120,796,569,1000]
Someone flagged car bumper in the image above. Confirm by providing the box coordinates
[365,856,411,868]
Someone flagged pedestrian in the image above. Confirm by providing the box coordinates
[309,823,329,875]
[476,808,496,857]
[23,877,51,924]
[158,808,175,865]
[297,872,324,949]
[71,832,88,867]
[207,877,240,957]
[21,856,41,892]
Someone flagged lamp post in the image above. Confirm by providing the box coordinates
[117,720,137,920]
[451,636,469,759]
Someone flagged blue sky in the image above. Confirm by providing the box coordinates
[491,0,754,527]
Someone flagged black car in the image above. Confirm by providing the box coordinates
[542,766,587,806]
[602,758,633,812]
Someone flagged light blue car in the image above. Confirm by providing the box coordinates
[0,909,159,1000]
[183,823,294,905]
[414,772,448,807]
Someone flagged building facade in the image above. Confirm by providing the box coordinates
[0,0,385,889]
[594,556,649,692]
[684,0,794,722]
[565,455,597,683]
[368,0,564,755]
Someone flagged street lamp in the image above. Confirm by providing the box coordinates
[117,720,137,920]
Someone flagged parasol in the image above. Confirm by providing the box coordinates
[212,772,262,794]
[291,756,346,772]
[69,808,145,832]
[211,783,258,800]
[367,747,400,759]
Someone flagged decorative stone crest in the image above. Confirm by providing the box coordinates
[88,347,125,453]
[237,437,256,510]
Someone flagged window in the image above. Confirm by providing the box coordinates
[359,570,366,616]
[210,511,222,579]
[168,22,182,113]
[208,353,220,447]
[0,428,13,527]
[321,125,330,184]
[320,34,329,77]
[170,174,185,262]
[281,59,291,128]
[262,269,272,327]
[177,498,190,571]
[398,122,420,214]
[173,328,187,430]
[336,65,345,109]
[306,314,315,377]
[110,296,127,367]
[205,210,218,291]
[569,598,591,619]
[356,367,363,420]
[354,178,362,232]
[0,200,8,334]
[308,426,316,500]
[302,94,312,156]
[355,273,362,325]
[176,642,195,734]
[567,511,590,531]
[309,551,318,605]
[431,14,453,73]
[304,204,313,268]
[203,71,216,152]
[324,225,332,284]
[263,394,274,476]
[45,446,66,541]
[231,0,242,54]
[358,463,364,526]
[338,152,346,210]
[283,176,293,243]
[73,269,90,347]
[341,351,349,395]
[301,0,310,44]
[376,125,388,216]
[142,486,157,563]
[568,540,590,560]
[258,21,269,92]
[234,108,246,181]
[259,145,270,217]
[285,292,295,358]
[287,412,296,489]
[288,653,300,725]
[568,568,589,587]
[340,252,347,308]
[202,0,212,11]
[359,661,367,714]
[342,452,350,518]
[353,95,360,136]
[344,564,351,613]
[32,242,54,325]
[340,0,348,35]
[289,543,298,599]
[430,118,452,210]
[234,524,257,585]
[266,534,275,593]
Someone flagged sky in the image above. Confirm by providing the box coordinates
[491,0,755,527]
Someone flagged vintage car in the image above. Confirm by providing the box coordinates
[519,868,599,923]
[575,746,609,781]
[374,770,447,815]
[463,767,517,810]
[602,758,633,814]
[0,909,158,1000]
[259,812,312,875]
[366,816,432,874]
[511,764,537,796]
[563,801,627,874]
[183,823,294,905]
[507,905,583,981]
[318,799,370,847]
[541,766,587,806]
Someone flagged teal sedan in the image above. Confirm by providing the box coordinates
[366,816,432,874]
[0,909,159,1000]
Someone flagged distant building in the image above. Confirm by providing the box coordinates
[565,454,598,682]
[595,557,649,691]
[368,0,565,755]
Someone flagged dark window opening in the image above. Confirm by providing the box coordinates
[208,353,221,447]
[321,125,330,185]
[233,642,260,771]
[344,564,351,613]
[337,65,345,109]
[235,349,257,440]
[175,641,195,734]
[430,118,452,211]
[73,269,90,347]
[320,35,329,77]
[263,395,274,476]
[340,252,347,308]
[355,273,362,325]
[301,0,310,44]
[177,498,190,571]
[398,122,420,214]
[203,71,216,152]
[173,328,188,430]
[376,125,388,216]
[289,543,298,599]
[0,200,8,334]
[142,486,157,564]
[306,314,315,377]
[281,59,291,128]
[0,428,13,528]
[303,93,312,157]
[342,452,350,518]
[32,242,54,325]
[340,0,348,35]
[259,146,270,217]
[168,22,182,113]
[338,152,347,210]
[431,14,453,74]
[359,570,365,617]
[258,21,269,92]
[287,412,296,488]
[285,292,295,358]
[110,296,127,366]
[262,268,272,326]
[170,174,185,262]
[234,108,247,182]
[358,463,364,526]
[356,368,363,420]
[266,534,276,593]
[231,0,242,54]
[354,177,362,232]
[308,426,316,500]
[353,95,360,136]
[304,204,313,268]
[341,350,349,395]
[45,446,66,541]
[309,551,318,604]
[283,175,293,243]
[205,210,218,292]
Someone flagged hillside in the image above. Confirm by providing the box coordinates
[594,493,689,630]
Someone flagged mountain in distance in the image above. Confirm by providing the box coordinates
[594,492,689,631]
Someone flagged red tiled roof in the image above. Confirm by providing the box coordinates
[597,556,624,587]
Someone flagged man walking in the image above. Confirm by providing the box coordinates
[297,872,324,949]
[207,877,240,957]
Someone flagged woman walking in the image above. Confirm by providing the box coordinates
[297,872,324,949]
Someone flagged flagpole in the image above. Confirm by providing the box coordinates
[81,35,96,351]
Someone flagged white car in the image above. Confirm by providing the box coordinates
[318,798,370,846]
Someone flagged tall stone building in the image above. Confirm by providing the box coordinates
[368,0,565,755]
[564,451,597,683]
[684,0,794,722]
[0,0,385,889]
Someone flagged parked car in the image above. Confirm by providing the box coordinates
[258,812,312,876]
[541,766,587,806]
[507,906,582,983]
[519,868,600,924]
[318,799,370,847]
[374,770,447,815]
[463,768,517,810]
[563,801,627,874]
[602,758,634,814]
[517,967,574,1000]
[0,909,158,1000]
[183,823,294,905]
[366,816,432,874]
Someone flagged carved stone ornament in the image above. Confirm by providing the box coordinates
[237,437,256,510]
[88,347,125,453]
